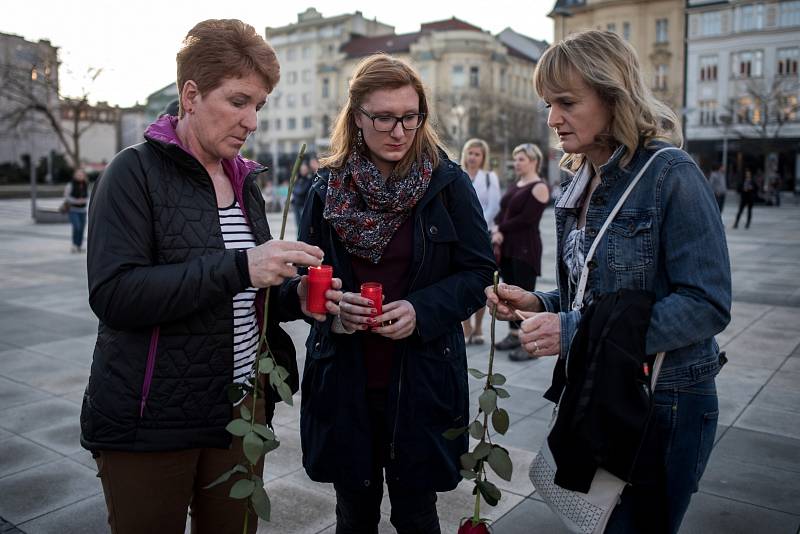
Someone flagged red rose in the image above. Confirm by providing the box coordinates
[458,518,490,534]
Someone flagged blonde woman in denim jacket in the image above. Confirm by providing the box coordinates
[486,30,731,534]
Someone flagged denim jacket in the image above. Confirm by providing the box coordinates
[535,141,732,389]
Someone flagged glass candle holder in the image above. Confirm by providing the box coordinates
[306,265,333,314]
[360,282,382,328]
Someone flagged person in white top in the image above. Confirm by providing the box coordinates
[460,138,501,345]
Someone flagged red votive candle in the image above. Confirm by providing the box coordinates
[306,265,333,314]
[360,282,382,326]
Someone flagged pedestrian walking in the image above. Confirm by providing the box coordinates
[486,30,731,533]
[63,168,89,252]
[460,137,501,346]
[492,143,550,361]
[291,160,313,232]
[708,162,727,213]
[295,53,494,533]
[80,19,338,534]
[734,169,756,229]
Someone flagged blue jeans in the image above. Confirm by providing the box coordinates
[605,378,719,534]
[69,210,87,248]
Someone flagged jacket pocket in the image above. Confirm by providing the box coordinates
[607,211,654,272]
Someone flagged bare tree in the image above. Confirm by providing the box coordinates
[0,62,102,168]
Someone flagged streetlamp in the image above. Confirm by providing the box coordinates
[451,104,466,152]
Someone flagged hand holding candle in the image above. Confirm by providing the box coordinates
[360,283,383,323]
[306,265,333,314]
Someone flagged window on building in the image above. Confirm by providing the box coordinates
[734,4,765,32]
[698,100,718,125]
[302,93,311,106]
[623,22,631,40]
[732,50,764,78]
[777,48,800,76]
[700,11,722,36]
[275,118,282,130]
[322,115,331,137]
[654,64,668,90]
[780,1,800,27]
[607,22,616,33]
[288,118,296,130]
[271,94,281,109]
[302,70,311,83]
[655,19,669,43]
[452,65,465,88]
[782,95,798,120]
[302,45,311,59]
[287,94,296,108]
[303,116,312,129]
[260,119,269,131]
[288,72,298,85]
[699,55,718,81]
[500,68,507,92]
[286,47,297,61]
[469,66,479,88]
[322,78,330,98]
[735,95,760,124]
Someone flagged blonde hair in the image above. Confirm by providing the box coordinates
[512,143,543,173]
[460,138,489,170]
[533,30,681,171]
[320,54,440,175]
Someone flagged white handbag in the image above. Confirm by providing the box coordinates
[528,148,677,533]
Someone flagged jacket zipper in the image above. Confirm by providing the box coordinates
[390,215,426,461]
[139,325,160,418]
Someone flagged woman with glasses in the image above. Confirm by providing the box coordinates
[492,143,550,361]
[291,53,494,532]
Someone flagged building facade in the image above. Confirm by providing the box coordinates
[549,0,686,113]
[0,31,61,172]
[259,8,394,179]
[685,0,800,191]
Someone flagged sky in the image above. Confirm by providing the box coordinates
[2,0,555,108]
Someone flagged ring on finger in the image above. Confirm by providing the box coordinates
[533,340,540,353]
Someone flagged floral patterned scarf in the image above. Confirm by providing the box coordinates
[323,150,433,264]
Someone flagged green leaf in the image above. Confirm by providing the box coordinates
[495,387,510,399]
[473,440,492,459]
[479,389,498,415]
[468,420,484,440]
[229,478,255,499]
[225,418,251,437]
[276,382,294,406]
[243,431,264,465]
[253,424,275,441]
[442,426,467,440]
[477,480,501,506]
[239,403,251,421]
[460,469,477,480]
[258,357,275,374]
[460,452,477,470]
[262,438,280,455]
[487,446,513,481]
[490,373,507,386]
[203,464,247,489]
[492,408,510,435]
[274,365,290,382]
[468,368,488,379]
[250,485,271,521]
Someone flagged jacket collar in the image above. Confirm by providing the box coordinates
[556,145,627,209]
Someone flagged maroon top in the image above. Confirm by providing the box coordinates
[350,216,414,389]
[495,181,548,275]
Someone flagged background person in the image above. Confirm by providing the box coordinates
[734,169,756,229]
[291,160,313,232]
[491,143,549,361]
[294,53,494,534]
[63,168,89,252]
[486,30,731,534]
[460,137,501,345]
[80,19,338,534]
[707,162,726,213]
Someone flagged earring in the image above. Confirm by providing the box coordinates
[356,129,364,149]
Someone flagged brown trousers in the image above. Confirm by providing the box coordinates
[95,396,266,534]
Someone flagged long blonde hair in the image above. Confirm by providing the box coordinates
[320,54,441,175]
[460,138,489,171]
[533,30,681,171]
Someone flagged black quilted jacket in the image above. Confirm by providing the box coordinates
[80,120,300,452]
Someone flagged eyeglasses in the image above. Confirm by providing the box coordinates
[357,106,426,132]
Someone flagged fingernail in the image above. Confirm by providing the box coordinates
[367,300,374,306]
[367,318,375,324]
[371,309,377,315]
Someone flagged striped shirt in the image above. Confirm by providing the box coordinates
[219,201,259,386]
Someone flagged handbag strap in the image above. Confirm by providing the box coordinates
[651,351,665,390]
[571,147,680,311]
